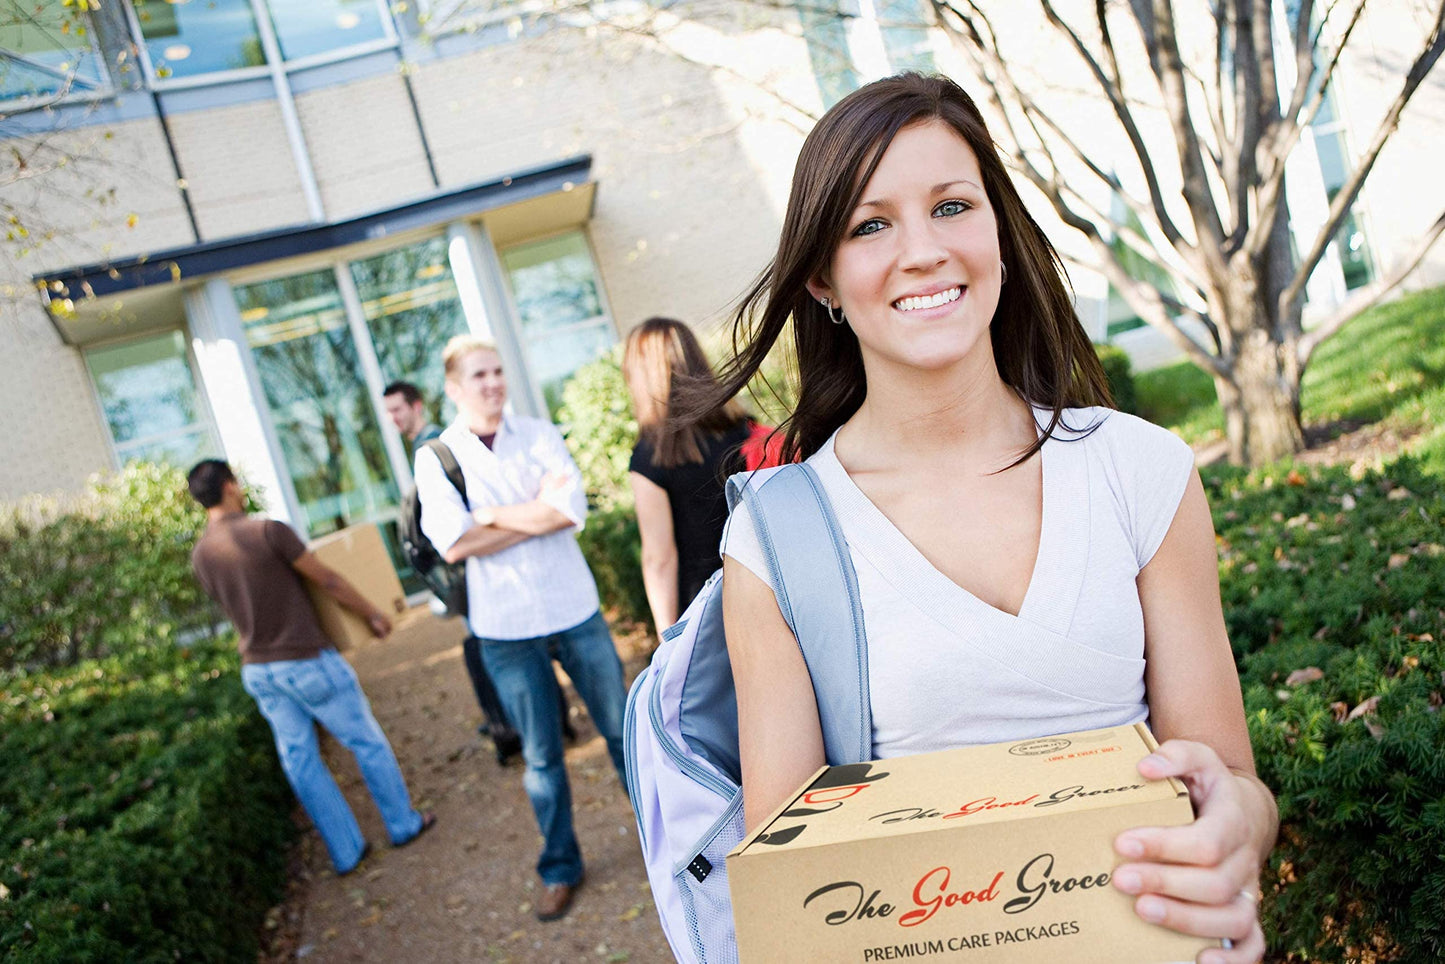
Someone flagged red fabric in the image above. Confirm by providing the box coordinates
[741,421,788,470]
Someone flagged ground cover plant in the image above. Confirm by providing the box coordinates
[0,637,294,962]
[1138,286,1445,960]
[1212,458,1445,961]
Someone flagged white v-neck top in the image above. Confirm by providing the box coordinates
[720,407,1195,759]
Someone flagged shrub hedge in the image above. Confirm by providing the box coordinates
[0,638,294,962]
[1094,343,1137,414]
[0,463,219,672]
[1210,457,1445,961]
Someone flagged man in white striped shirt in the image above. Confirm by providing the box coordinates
[415,335,627,924]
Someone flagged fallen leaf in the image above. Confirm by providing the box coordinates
[359,905,383,926]
[1387,487,1412,501]
[323,928,339,941]
[1340,493,1357,511]
[618,904,643,922]
[1330,701,1350,723]
[1285,470,1307,487]
[1285,512,1310,528]
[1388,553,1410,570]
[1285,667,1324,687]
[1346,696,1380,721]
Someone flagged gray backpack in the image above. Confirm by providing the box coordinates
[623,463,873,963]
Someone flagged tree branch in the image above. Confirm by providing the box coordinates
[1141,1,1228,270]
[1015,0,1191,252]
[1280,2,1445,319]
[1296,209,1445,365]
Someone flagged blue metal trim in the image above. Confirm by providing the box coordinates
[35,154,593,298]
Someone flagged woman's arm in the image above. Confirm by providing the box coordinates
[722,555,826,831]
[630,472,681,630]
[1117,469,1279,963]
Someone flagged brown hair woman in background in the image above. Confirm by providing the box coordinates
[623,317,755,633]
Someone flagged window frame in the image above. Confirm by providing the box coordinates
[123,0,399,90]
[0,0,114,111]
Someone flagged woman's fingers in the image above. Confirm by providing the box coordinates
[1130,887,1258,942]
[1113,852,1258,906]
[1200,921,1266,964]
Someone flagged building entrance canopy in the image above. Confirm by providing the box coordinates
[36,157,612,591]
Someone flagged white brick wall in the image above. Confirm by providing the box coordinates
[294,74,436,219]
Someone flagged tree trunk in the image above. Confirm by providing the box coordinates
[1216,328,1305,466]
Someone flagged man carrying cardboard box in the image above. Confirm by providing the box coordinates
[187,459,435,876]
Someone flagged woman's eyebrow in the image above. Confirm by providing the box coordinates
[854,179,983,211]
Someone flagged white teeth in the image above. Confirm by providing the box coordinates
[894,287,962,312]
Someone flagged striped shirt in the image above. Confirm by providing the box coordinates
[416,415,599,640]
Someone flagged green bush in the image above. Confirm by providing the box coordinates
[558,346,637,513]
[0,638,294,962]
[1094,343,1137,414]
[576,506,652,630]
[0,463,220,672]
[1204,458,1445,960]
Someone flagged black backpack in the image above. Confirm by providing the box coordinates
[399,440,470,618]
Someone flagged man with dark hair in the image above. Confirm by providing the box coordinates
[187,459,434,875]
[382,380,443,448]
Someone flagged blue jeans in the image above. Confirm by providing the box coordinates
[241,649,423,874]
[479,610,627,886]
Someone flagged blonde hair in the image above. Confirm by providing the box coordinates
[622,317,746,468]
[442,334,501,380]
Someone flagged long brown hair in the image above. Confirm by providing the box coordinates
[684,72,1111,463]
[623,317,747,468]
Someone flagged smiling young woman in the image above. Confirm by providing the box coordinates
[678,73,1278,964]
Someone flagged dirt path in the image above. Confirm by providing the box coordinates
[259,609,673,964]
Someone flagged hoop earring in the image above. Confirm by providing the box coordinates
[1000,260,1008,284]
[820,297,846,326]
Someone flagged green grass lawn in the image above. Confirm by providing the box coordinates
[1134,284,1445,461]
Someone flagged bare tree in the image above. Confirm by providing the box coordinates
[429,0,1445,465]
[929,0,1445,464]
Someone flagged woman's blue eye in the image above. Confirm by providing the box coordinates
[852,218,886,237]
[935,199,969,217]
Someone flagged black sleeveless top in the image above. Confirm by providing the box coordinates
[630,419,752,611]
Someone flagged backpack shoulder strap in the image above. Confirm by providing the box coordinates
[422,439,469,510]
[726,464,871,766]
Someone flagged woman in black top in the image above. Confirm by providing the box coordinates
[624,317,752,631]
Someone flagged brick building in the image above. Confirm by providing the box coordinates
[2,1,1440,575]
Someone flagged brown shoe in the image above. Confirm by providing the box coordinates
[536,875,583,922]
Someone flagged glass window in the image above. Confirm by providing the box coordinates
[349,236,470,433]
[500,231,616,417]
[85,331,217,467]
[132,0,264,80]
[267,0,385,62]
[235,269,399,539]
[1,0,107,101]
[801,0,859,109]
[1104,206,1177,341]
[876,0,933,74]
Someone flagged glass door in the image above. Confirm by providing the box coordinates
[234,269,401,546]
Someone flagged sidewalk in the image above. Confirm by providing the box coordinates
[262,608,671,963]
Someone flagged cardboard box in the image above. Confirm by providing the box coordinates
[305,523,407,650]
[727,724,1214,963]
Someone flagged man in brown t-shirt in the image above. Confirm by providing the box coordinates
[188,459,434,874]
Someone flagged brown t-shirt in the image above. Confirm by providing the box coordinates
[191,513,334,665]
